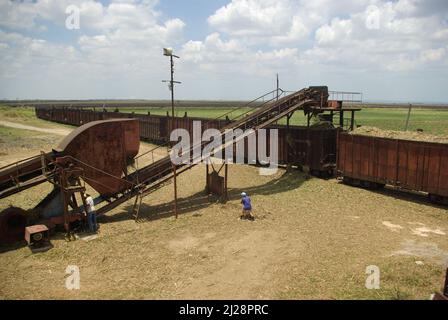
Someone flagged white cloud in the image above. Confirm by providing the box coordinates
[181,32,298,76]
[207,0,310,45]
[0,0,447,101]
[421,48,446,62]
[0,0,186,99]
[315,18,353,45]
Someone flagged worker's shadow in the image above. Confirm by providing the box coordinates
[100,168,308,224]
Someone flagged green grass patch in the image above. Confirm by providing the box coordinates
[2,104,448,136]
[0,125,34,140]
[0,105,36,120]
[102,106,448,135]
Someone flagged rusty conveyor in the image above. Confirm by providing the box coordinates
[95,87,326,214]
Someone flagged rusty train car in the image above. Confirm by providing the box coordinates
[337,132,448,203]
[35,107,337,174]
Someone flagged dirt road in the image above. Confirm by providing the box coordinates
[0,120,71,136]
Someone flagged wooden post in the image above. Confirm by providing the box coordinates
[173,164,178,219]
[339,110,344,128]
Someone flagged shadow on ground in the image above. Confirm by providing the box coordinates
[337,180,448,210]
[100,169,308,224]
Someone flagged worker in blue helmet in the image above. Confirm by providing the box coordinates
[240,192,254,221]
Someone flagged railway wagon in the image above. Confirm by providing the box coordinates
[243,125,338,175]
[284,125,338,176]
[35,108,229,143]
[337,132,448,203]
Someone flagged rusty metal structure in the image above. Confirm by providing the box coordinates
[0,119,142,243]
[0,86,361,243]
[337,132,448,203]
[35,88,360,175]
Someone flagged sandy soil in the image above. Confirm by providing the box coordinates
[0,120,447,300]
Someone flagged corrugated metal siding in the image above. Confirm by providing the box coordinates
[337,132,448,197]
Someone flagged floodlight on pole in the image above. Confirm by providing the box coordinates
[162,47,181,145]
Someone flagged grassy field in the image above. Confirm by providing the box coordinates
[3,102,448,135]
[103,105,448,136]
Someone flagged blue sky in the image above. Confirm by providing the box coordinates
[0,0,447,103]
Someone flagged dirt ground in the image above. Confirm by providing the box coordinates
[1,119,448,300]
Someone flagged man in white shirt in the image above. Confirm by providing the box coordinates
[85,194,98,233]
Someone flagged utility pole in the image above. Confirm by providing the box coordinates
[276,73,279,101]
[162,48,181,139]
[163,48,181,218]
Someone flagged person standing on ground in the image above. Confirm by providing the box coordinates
[240,192,254,220]
[85,194,98,233]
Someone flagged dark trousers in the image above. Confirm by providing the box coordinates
[87,211,98,232]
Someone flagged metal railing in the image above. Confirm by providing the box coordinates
[328,91,363,103]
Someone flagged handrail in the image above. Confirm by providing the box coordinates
[0,154,42,171]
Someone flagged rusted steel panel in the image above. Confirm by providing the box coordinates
[55,119,140,196]
[327,100,342,109]
[338,132,448,197]
[207,171,225,195]
[345,134,354,174]
[0,207,27,243]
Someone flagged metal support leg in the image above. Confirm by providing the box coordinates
[205,163,209,193]
[350,110,355,131]
[132,192,143,221]
[286,112,293,167]
[224,163,228,201]
[173,164,178,219]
